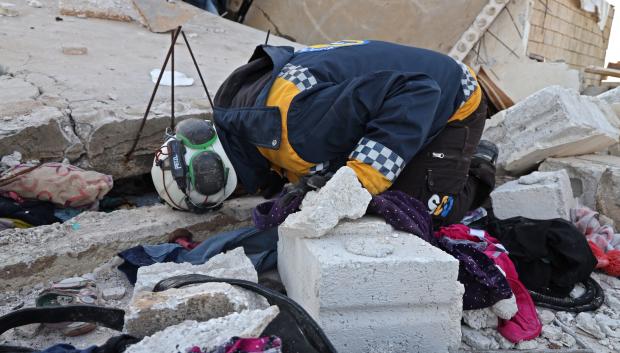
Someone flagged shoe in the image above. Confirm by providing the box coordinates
[472,140,499,166]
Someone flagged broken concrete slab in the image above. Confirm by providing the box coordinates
[599,86,620,105]
[125,281,269,337]
[596,168,620,227]
[133,247,258,294]
[0,105,84,162]
[132,0,201,33]
[482,86,620,174]
[124,306,279,353]
[491,170,575,220]
[539,154,620,210]
[278,217,463,353]
[1,1,300,179]
[59,0,143,22]
[281,166,372,238]
[0,197,261,291]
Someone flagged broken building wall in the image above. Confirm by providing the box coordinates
[527,0,615,87]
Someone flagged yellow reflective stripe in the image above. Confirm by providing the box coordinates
[448,66,482,123]
[257,77,315,183]
[346,159,392,195]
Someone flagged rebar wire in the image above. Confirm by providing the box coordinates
[171,30,176,131]
[181,30,214,109]
[125,26,182,161]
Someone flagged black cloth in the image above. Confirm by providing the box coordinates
[390,94,493,227]
[0,196,60,226]
[481,217,597,298]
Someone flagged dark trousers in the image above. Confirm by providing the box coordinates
[390,95,494,227]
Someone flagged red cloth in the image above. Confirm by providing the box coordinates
[436,224,542,343]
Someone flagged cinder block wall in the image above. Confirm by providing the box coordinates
[527,0,614,87]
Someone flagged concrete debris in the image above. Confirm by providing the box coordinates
[538,309,556,325]
[133,247,258,294]
[490,169,575,220]
[149,69,194,86]
[599,86,620,105]
[124,282,269,337]
[124,307,279,353]
[132,0,201,33]
[515,339,539,350]
[577,312,607,339]
[462,308,498,330]
[0,2,18,16]
[281,166,372,238]
[462,326,499,350]
[101,286,126,301]
[0,151,22,171]
[482,86,620,174]
[0,198,260,290]
[596,166,620,226]
[27,0,42,8]
[279,217,464,353]
[62,45,88,56]
[59,0,143,23]
[542,324,563,341]
[539,154,620,211]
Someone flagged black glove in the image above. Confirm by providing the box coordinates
[279,171,334,207]
[260,171,287,199]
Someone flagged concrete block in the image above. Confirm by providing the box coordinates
[133,247,258,294]
[490,170,575,220]
[125,307,279,353]
[539,154,620,209]
[278,217,463,353]
[281,166,372,238]
[598,86,620,105]
[482,86,620,174]
[0,198,259,291]
[125,282,269,337]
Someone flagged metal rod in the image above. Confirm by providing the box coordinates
[265,29,271,45]
[171,29,176,131]
[486,30,520,59]
[126,26,182,160]
[181,30,214,109]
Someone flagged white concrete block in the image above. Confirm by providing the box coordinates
[599,86,620,105]
[482,86,620,174]
[281,166,372,238]
[133,247,257,293]
[125,306,279,353]
[278,217,463,353]
[539,154,620,209]
[491,170,575,220]
[125,247,269,337]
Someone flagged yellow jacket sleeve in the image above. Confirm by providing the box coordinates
[346,159,392,195]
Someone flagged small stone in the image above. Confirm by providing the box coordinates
[556,311,575,325]
[102,286,126,300]
[538,309,556,325]
[461,326,498,350]
[516,339,538,350]
[559,333,576,347]
[62,46,88,55]
[462,308,498,329]
[576,312,606,339]
[542,324,563,341]
[27,0,42,8]
[13,324,40,338]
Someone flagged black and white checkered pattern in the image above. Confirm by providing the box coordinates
[309,161,329,174]
[458,61,478,103]
[278,63,318,92]
[349,138,404,182]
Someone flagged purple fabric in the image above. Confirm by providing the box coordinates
[252,191,304,230]
[367,190,434,243]
[438,237,513,309]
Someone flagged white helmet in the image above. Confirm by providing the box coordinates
[151,118,237,212]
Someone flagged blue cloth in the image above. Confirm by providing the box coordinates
[38,344,96,353]
[118,227,278,284]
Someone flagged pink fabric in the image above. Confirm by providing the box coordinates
[436,224,542,343]
[571,207,620,252]
[0,163,113,207]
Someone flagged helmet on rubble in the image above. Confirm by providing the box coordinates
[151,118,237,212]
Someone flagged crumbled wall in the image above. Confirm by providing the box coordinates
[527,0,614,87]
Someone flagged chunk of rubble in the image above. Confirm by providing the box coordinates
[281,166,372,238]
[125,248,269,337]
[576,312,606,339]
[102,286,126,301]
[483,86,620,174]
[599,86,620,105]
[596,168,620,226]
[59,0,143,23]
[278,217,464,352]
[462,326,499,350]
[491,170,575,220]
[124,307,279,353]
[133,247,258,293]
[462,308,498,329]
[538,309,556,325]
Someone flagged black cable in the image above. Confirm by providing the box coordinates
[529,277,604,313]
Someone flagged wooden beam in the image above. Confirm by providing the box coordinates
[585,66,620,78]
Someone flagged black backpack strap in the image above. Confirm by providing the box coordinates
[154,274,338,353]
[0,306,125,336]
